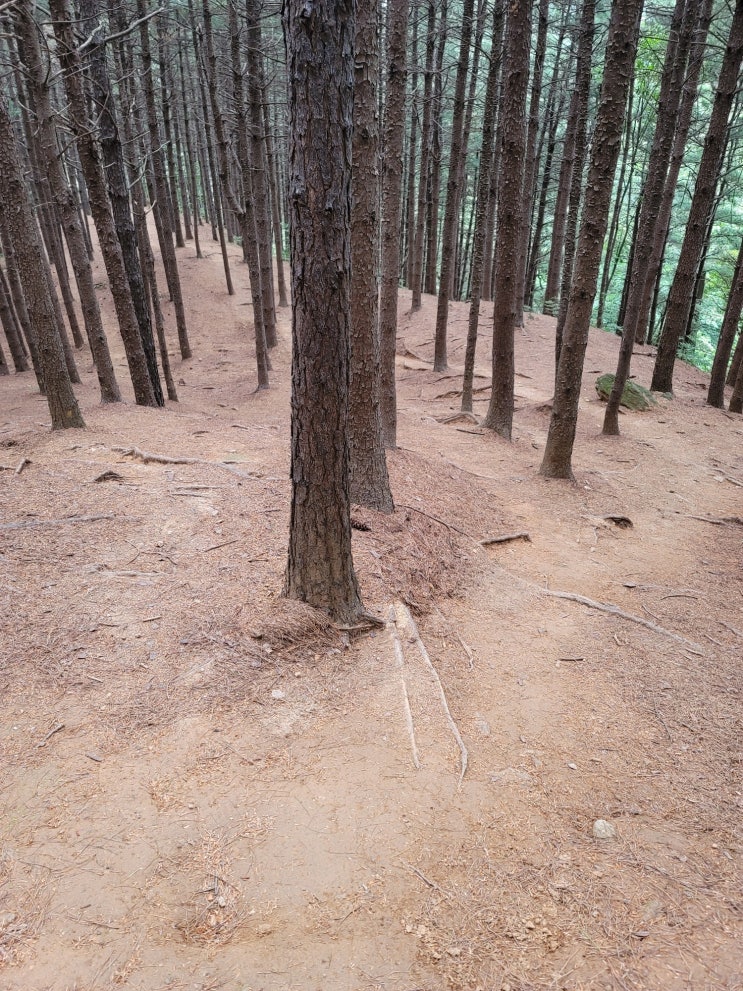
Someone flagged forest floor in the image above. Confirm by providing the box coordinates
[1,229,742,991]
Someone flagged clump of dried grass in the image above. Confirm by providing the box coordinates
[0,852,48,967]
[176,831,247,947]
[242,598,343,651]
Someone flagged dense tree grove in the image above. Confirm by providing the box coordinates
[2,0,743,613]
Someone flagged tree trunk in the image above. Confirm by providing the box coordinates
[603,0,696,434]
[432,0,475,371]
[410,0,437,312]
[540,0,643,480]
[554,0,596,371]
[349,0,393,511]
[16,6,121,404]
[0,92,84,428]
[244,0,278,350]
[651,0,743,395]
[480,0,532,438]
[283,0,365,625]
[136,0,192,360]
[50,0,160,408]
[462,0,504,413]
[0,264,28,372]
[379,0,410,448]
[424,1,447,297]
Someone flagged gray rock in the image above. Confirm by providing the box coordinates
[592,819,617,840]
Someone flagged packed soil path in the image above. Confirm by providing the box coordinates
[1,229,742,991]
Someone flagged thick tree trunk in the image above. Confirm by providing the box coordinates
[481,0,532,438]
[0,93,84,428]
[283,0,365,624]
[540,0,643,480]
[652,0,743,395]
[379,0,410,448]
[424,1,447,297]
[349,0,393,511]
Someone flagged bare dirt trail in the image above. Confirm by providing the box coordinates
[1,230,741,991]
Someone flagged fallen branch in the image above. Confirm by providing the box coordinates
[37,722,65,748]
[480,531,531,546]
[541,589,705,654]
[387,606,419,769]
[114,445,257,480]
[0,513,124,531]
[396,601,468,788]
[15,457,30,475]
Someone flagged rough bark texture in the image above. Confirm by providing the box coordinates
[540,0,643,480]
[50,0,159,408]
[481,0,532,439]
[244,0,277,349]
[410,0,437,313]
[136,0,192,360]
[283,0,364,624]
[379,0,410,448]
[80,0,164,404]
[349,0,393,512]
[462,0,503,413]
[432,0,475,371]
[0,93,84,429]
[603,0,694,434]
[17,6,121,404]
[652,0,743,395]
[0,264,29,372]
[554,0,595,371]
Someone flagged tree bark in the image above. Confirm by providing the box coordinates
[707,234,743,407]
[432,0,475,371]
[481,0,532,438]
[283,0,365,624]
[540,0,644,479]
[0,92,84,428]
[379,0,410,448]
[349,0,393,511]
[136,0,192,360]
[410,0,437,313]
[16,6,121,404]
[50,0,160,408]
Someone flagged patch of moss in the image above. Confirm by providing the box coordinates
[595,373,657,411]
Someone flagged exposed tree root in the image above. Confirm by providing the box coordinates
[0,513,125,530]
[387,606,420,769]
[541,589,706,654]
[114,445,258,479]
[480,531,531,546]
[396,601,468,789]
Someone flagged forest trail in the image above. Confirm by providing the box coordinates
[1,230,741,991]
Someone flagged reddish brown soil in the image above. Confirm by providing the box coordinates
[1,229,742,991]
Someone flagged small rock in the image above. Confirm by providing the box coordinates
[0,912,16,928]
[593,819,617,840]
[217,896,227,908]
[567,762,578,770]
[256,923,273,937]
[475,716,491,736]
[270,689,285,701]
